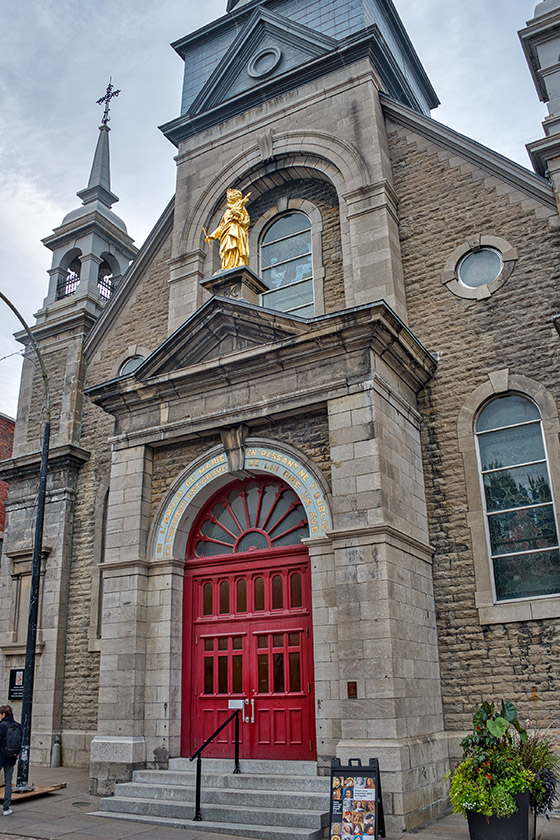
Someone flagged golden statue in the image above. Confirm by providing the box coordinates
[204,188,251,270]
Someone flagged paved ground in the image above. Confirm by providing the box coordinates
[0,765,557,840]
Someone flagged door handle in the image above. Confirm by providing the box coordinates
[250,698,255,724]
[242,698,249,724]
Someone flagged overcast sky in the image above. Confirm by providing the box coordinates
[0,0,545,419]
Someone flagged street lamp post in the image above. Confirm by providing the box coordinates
[0,291,50,791]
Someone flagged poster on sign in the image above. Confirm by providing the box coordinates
[8,669,24,700]
[329,758,385,840]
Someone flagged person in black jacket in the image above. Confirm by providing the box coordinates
[0,705,21,816]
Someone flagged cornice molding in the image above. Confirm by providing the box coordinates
[0,444,90,482]
[100,556,185,576]
[86,298,437,421]
[326,523,433,561]
[42,210,136,255]
[16,307,99,347]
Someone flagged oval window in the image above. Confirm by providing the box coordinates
[457,248,502,288]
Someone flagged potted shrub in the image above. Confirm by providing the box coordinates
[513,727,559,840]
[448,701,534,840]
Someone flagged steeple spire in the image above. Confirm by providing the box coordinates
[76,123,119,208]
[76,81,121,209]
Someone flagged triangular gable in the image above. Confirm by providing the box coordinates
[136,296,310,378]
[189,8,336,116]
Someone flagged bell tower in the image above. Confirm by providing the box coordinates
[37,82,136,326]
[13,84,137,457]
[521,0,560,211]
[0,88,136,768]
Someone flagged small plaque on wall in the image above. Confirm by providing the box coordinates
[8,669,24,701]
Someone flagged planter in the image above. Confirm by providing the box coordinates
[530,808,537,840]
[466,791,529,840]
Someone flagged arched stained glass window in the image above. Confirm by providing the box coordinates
[475,394,560,601]
[260,212,314,317]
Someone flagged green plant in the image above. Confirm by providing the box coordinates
[513,727,560,817]
[448,701,534,819]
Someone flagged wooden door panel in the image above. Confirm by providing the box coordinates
[256,709,270,744]
[272,709,287,745]
[289,709,303,744]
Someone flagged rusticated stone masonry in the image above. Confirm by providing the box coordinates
[387,119,560,732]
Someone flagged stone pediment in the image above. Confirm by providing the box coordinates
[136,297,309,377]
[189,8,337,116]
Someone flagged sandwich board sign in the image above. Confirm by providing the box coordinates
[329,758,385,840]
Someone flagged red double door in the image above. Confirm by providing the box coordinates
[182,548,317,761]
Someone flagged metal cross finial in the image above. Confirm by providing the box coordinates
[96,79,121,125]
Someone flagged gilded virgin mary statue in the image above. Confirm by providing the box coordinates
[205,188,251,270]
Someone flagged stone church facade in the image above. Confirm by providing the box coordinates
[2,0,560,831]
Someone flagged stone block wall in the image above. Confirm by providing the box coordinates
[325,374,446,829]
[170,59,407,332]
[386,119,560,731]
[25,348,67,447]
[0,414,14,534]
[59,230,173,764]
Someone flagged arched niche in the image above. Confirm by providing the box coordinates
[196,156,350,308]
[183,135,366,256]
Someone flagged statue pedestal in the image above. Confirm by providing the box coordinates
[201,266,268,305]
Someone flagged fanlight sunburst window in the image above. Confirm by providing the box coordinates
[192,477,309,558]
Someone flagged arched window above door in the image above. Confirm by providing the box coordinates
[190,476,310,559]
[475,394,560,601]
[259,212,314,317]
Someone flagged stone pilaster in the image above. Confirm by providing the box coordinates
[89,443,153,794]
[325,383,448,831]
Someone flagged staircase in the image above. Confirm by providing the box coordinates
[91,758,331,840]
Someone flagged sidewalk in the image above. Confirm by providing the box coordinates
[0,765,557,840]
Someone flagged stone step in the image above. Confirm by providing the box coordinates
[114,781,330,810]
[99,796,329,830]
[90,810,325,840]
[132,768,329,793]
[168,757,320,776]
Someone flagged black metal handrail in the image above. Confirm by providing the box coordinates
[189,709,241,821]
